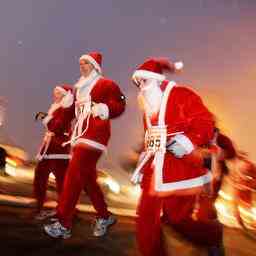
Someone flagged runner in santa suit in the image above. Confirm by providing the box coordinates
[33,84,74,220]
[44,52,126,239]
[130,57,215,256]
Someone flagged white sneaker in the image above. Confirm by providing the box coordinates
[34,209,57,221]
[93,215,116,237]
[44,221,71,239]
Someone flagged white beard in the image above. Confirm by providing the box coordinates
[75,69,101,102]
[138,79,163,117]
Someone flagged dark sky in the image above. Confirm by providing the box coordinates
[0,1,256,180]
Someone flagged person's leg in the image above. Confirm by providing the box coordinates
[84,169,109,219]
[57,146,102,229]
[137,176,166,256]
[52,159,69,202]
[41,159,69,219]
[44,147,102,238]
[84,169,116,236]
[33,160,51,213]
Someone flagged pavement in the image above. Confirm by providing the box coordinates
[1,202,256,256]
[1,168,256,255]
[0,205,138,256]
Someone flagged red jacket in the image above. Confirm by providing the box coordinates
[140,80,215,196]
[37,103,75,160]
[72,77,126,150]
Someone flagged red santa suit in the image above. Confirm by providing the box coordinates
[56,52,126,229]
[33,84,75,213]
[131,58,215,256]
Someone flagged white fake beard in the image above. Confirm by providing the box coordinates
[74,69,100,89]
[75,69,101,103]
[137,79,163,116]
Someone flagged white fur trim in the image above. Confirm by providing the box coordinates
[131,151,153,184]
[42,115,53,126]
[38,154,71,160]
[79,55,102,74]
[73,138,107,152]
[158,81,176,125]
[155,166,212,192]
[92,103,109,120]
[172,134,194,154]
[75,71,101,90]
[174,61,183,70]
[55,86,68,95]
[60,91,74,108]
[132,70,166,82]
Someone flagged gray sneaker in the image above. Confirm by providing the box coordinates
[93,215,116,237]
[44,221,71,239]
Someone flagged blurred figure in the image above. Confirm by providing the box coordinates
[33,84,74,220]
[162,129,237,256]
[228,153,256,232]
[234,156,256,205]
[130,57,214,256]
[44,52,126,239]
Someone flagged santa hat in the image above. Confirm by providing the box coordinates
[79,52,102,74]
[132,58,183,84]
[55,84,74,108]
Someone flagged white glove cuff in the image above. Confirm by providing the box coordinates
[94,103,109,120]
[172,134,194,154]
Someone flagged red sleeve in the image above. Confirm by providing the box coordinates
[104,81,126,119]
[47,104,75,135]
[182,87,215,146]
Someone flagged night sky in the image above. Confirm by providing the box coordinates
[0,1,256,181]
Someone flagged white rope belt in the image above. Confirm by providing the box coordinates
[73,138,107,152]
[38,154,71,160]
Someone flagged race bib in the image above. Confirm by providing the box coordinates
[145,126,167,153]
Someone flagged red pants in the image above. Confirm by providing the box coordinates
[137,171,223,256]
[137,172,166,256]
[57,146,110,228]
[33,159,68,212]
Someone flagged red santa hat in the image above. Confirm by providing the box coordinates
[54,84,74,108]
[79,51,102,74]
[132,58,183,84]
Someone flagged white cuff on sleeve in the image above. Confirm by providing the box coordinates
[92,103,109,120]
[173,134,194,154]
